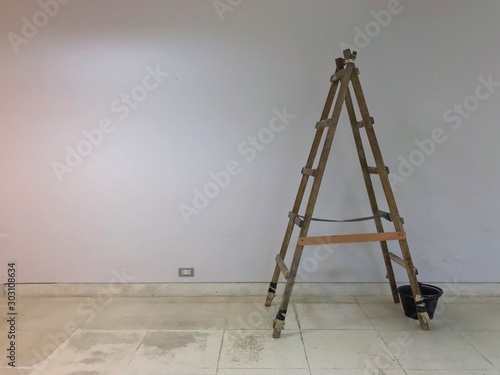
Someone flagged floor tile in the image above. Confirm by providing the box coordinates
[82,301,228,330]
[0,328,78,367]
[439,304,500,330]
[302,330,401,369]
[219,330,308,369]
[107,368,215,375]
[311,370,406,375]
[31,329,147,375]
[295,303,374,330]
[124,330,223,373]
[2,296,499,375]
[218,370,310,375]
[225,303,299,330]
[360,302,450,331]
[481,296,500,304]
[292,296,357,304]
[441,297,488,304]
[0,369,32,375]
[378,330,494,370]
[405,371,500,375]
[1,302,87,332]
[460,331,500,368]
[355,296,397,304]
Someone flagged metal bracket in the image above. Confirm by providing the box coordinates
[301,167,316,177]
[288,212,303,227]
[315,119,335,129]
[357,116,374,128]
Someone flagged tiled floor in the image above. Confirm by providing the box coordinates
[0,295,499,374]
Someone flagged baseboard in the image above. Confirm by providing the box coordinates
[7,282,500,298]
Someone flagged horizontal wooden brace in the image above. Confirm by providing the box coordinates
[315,119,335,129]
[367,166,390,174]
[301,167,316,177]
[275,255,290,279]
[389,252,418,275]
[357,116,374,128]
[330,69,345,82]
[298,231,406,246]
[288,211,303,227]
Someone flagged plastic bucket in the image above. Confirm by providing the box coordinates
[397,283,443,320]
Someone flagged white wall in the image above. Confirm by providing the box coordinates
[1,0,499,284]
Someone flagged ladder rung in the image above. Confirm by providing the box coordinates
[330,69,345,82]
[275,255,290,279]
[288,211,303,227]
[357,116,374,128]
[388,252,419,275]
[301,167,316,177]
[315,119,335,129]
[298,231,406,246]
[367,166,390,174]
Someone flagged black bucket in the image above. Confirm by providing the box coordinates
[397,283,443,320]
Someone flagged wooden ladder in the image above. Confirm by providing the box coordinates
[265,49,430,338]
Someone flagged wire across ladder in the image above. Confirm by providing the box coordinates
[264,49,430,338]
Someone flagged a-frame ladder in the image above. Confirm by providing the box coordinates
[265,49,430,338]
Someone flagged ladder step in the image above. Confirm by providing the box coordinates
[298,231,406,246]
[330,69,346,82]
[275,254,290,279]
[301,167,316,177]
[388,252,419,275]
[315,119,335,129]
[288,211,303,227]
[357,116,374,128]
[367,166,390,174]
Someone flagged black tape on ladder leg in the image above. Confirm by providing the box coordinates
[276,309,287,321]
[416,302,427,313]
[268,282,277,294]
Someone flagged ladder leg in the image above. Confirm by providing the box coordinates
[400,239,430,330]
[265,60,345,307]
[273,63,353,338]
[344,88,399,303]
[273,244,305,338]
[350,70,430,329]
[266,219,294,306]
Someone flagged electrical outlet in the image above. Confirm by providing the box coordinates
[178,268,194,277]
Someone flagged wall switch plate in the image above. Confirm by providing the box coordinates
[178,268,194,277]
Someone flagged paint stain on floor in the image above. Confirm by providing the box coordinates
[69,331,144,350]
[229,333,264,363]
[142,331,210,355]
[80,350,108,364]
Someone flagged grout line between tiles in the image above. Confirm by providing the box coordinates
[215,328,226,374]
[295,304,313,375]
[357,297,408,374]
[456,330,496,369]
[29,326,81,369]
[127,329,149,365]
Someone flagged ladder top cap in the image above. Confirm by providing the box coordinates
[342,49,357,60]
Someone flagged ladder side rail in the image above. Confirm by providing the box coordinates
[350,69,430,330]
[265,63,346,306]
[272,63,354,338]
[345,86,399,303]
